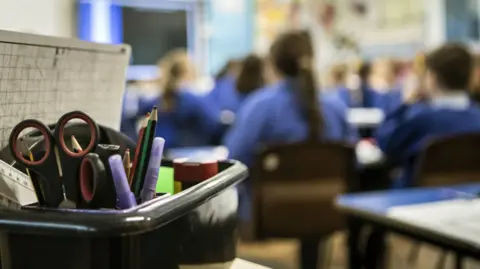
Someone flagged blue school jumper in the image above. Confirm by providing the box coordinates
[207,75,246,114]
[134,90,221,149]
[208,76,233,102]
[375,94,480,188]
[336,85,386,109]
[206,75,259,144]
[382,89,404,115]
[224,80,358,221]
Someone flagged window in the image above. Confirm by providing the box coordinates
[446,0,480,41]
[122,7,188,65]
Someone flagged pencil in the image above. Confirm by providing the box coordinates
[133,106,157,196]
[129,113,149,186]
[123,149,131,179]
[71,135,83,153]
[20,138,45,205]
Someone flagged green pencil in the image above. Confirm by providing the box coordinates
[133,106,157,195]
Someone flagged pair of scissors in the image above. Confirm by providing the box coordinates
[9,111,100,208]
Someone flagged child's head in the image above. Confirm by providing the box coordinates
[158,49,195,111]
[235,54,265,95]
[270,30,322,141]
[329,64,348,87]
[357,61,372,83]
[215,59,242,81]
[425,43,473,93]
[413,53,426,76]
[158,49,195,85]
[270,30,314,78]
[370,58,394,90]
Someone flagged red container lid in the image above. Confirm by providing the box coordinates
[173,158,218,183]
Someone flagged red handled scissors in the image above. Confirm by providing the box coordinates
[9,111,100,208]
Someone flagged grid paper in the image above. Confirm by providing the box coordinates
[0,30,131,150]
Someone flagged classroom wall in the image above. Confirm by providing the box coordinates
[207,0,255,75]
[331,0,425,59]
[305,0,451,70]
[424,0,447,48]
[0,0,75,37]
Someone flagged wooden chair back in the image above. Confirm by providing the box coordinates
[251,142,356,239]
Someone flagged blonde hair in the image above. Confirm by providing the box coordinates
[413,53,426,76]
[329,63,348,86]
[370,58,396,90]
[157,49,193,111]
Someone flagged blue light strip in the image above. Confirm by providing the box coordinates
[77,0,122,43]
[77,2,92,41]
[110,4,123,44]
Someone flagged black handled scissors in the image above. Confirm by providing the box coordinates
[9,111,100,208]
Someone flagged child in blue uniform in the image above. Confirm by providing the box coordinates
[224,30,357,269]
[375,43,480,188]
[207,59,242,105]
[214,59,241,82]
[336,62,387,110]
[224,42,356,167]
[124,50,221,149]
[213,55,264,114]
[208,55,265,144]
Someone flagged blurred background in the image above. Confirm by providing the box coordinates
[7,0,478,95]
[5,0,480,268]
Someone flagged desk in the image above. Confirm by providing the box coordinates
[180,258,271,269]
[347,108,384,128]
[347,108,384,138]
[336,184,480,269]
[166,146,229,161]
[168,144,384,166]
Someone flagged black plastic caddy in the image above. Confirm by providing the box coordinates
[0,160,248,269]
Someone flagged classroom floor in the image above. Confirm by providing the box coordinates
[237,233,480,269]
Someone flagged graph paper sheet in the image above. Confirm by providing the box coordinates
[0,30,131,150]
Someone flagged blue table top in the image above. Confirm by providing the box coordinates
[336,183,480,215]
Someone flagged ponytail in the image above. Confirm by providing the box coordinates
[157,49,191,112]
[271,31,323,141]
[236,54,265,95]
[297,57,323,141]
[161,62,182,112]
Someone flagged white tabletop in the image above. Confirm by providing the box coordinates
[167,146,229,161]
[168,143,384,166]
[179,258,271,269]
[388,199,480,246]
[347,108,385,127]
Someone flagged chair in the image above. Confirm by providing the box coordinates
[246,142,355,269]
[413,133,480,187]
[408,133,480,266]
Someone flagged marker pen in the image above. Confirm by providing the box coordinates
[108,154,137,209]
[140,137,165,202]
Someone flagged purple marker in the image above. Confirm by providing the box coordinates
[140,137,165,202]
[108,154,137,209]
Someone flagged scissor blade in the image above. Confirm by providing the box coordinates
[11,137,43,166]
[53,146,63,177]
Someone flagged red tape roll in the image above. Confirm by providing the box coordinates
[173,158,218,183]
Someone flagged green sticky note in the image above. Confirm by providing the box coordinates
[156,167,174,194]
